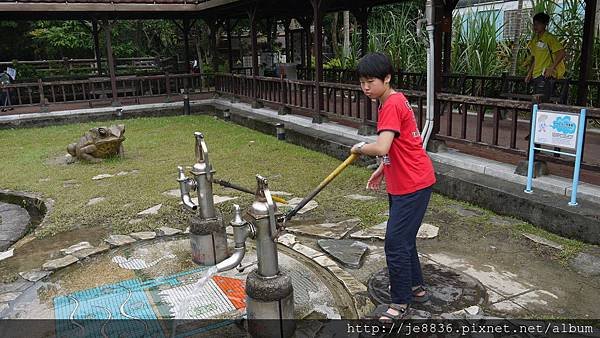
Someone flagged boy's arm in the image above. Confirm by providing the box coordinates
[545,49,565,78]
[525,56,535,82]
[351,131,395,156]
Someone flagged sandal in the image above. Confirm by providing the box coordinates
[412,285,431,303]
[378,303,410,323]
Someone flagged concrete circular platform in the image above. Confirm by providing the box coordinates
[367,264,486,313]
[3,237,355,336]
[0,202,30,251]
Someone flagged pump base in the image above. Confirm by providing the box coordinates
[245,270,295,338]
[189,214,228,266]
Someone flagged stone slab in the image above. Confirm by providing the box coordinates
[569,252,600,276]
[213,195,237,204]
[138,204,162,215]
[130,231,157,240]
[86,197,105,206]
[510,289,559,312]
[60,242,93,255]
[42,255,79,271]
[270,191,293,197]
[156,227,182,237]
[92,174,113,180]
[104,234,136,247]
[292,243,324,259]
[344,194,376,201]
[349,221,387,240]
[163,189,181,198]
[0,292,21,303]
[277,198,319,215]
[312,255,339,268]
[19,269,51,282]
[286,218,360,239]
[522,233,563,250]
[488,300,526,313]
[72,244,110,259]
[0,280,32,294]
[317,239,369,269]
[0,249,14,261]
[417,223,439,239]
[276,233,297,247]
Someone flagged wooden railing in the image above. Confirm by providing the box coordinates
[296,67,600,108]
[2,57,177,79]
[215,73,600,170]
[1,73,214,107]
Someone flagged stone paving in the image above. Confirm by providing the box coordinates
[1,180,599,333]
[2,207,588,324]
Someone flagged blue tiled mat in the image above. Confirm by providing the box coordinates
[53,267,215,337]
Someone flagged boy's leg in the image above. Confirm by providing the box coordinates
[408,187,432,288]
[385,191,423,305]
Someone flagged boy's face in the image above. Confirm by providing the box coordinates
[533,21,547,35]
[359,75,391,100]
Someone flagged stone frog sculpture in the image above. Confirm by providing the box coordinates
[67,125,125,162]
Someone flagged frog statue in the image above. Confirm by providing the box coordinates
[67,125,125,163]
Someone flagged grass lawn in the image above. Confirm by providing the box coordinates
[0,115,390,238]
[0,114,586,283]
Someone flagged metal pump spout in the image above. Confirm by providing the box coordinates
[177,166,198,211]
[216,204,255,272]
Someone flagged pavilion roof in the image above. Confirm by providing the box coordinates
[1,0,403,20]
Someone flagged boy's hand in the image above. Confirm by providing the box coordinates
[366,168,384,191]
[351,142,366,155]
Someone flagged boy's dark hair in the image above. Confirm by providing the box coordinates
[533,12,550,25]
[357,52,394,82]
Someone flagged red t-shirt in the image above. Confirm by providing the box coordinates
[377,92,436,195]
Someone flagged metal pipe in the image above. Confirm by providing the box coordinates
[422,0,436,149]
[191,132,216,219]
[213,178,288,204]
[177,166,198,211]
[284,154,358,222]
[217,246,246,272]
[216,204,254,272]
[247,175,280,277]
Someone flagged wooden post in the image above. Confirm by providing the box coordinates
[283,18,292,62]
[38,79,47,112]
[92,19,102,75]
[249,7,263,108]
[311,0,324,123]
[354,7,376,135]
[577,0,597,106]
[183,19,191,74]
[352,7,370,57]
[226,19,234,72]
[103,20,120,107]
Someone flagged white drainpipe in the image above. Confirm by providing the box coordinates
[420,0,435,149]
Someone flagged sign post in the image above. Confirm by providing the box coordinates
[524,104,587,206]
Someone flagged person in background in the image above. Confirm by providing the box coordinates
[525,12,566,101]
[0,69,13,112]
[524,13,565,143]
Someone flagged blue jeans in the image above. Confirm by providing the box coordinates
[385,187,432,304]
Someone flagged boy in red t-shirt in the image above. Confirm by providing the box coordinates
[350,53,436,322]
